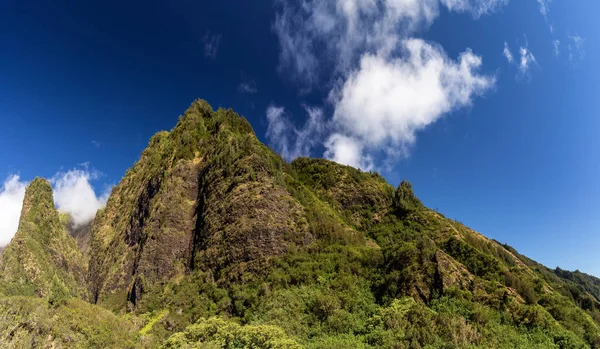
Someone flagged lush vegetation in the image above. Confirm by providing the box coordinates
[0,100,599,348]
[0,178,87,298]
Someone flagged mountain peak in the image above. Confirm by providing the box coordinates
[0,176,86,298]
[18,177,54,223]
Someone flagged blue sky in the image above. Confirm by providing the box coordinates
[0,0,598,276]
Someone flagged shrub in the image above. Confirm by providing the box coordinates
[48,274,70,308]
[162,317,301,349]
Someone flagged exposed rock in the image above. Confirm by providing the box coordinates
[88,100,313,310]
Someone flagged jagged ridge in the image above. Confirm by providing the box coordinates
[0,100,598,348]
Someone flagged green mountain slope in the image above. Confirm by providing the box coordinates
[0,296,143,348]
[0,100,599,348]
[88,100,312,311]
[0,178,87,298]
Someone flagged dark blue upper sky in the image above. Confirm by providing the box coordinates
[1,0,599,275]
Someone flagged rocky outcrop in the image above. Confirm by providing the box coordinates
[88,100,312,310]
[0,178,87,298]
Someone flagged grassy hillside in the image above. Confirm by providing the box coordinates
[0,100,598,348]
[0,296,144,348]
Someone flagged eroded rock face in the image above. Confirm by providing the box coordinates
[193,152,312,280]
[0,178,87,298]
[88,101,312,310]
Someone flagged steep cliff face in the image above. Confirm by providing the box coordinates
[88,100,312,310]
[0,178,86,298]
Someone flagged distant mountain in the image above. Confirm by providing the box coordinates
[0,178,87,298]
[0,100,598,348]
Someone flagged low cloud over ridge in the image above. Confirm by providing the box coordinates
[0,168,110,247]
[52,169,111,228]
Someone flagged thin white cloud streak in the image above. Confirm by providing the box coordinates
[536,0,550,20]
[519,45,537,75]
[553,40,560,57]
[0,176,27,246]
[202,32,222,60]
[503,42,513,63]
[568,35,585,61]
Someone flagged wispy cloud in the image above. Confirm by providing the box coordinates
[0,175,27,246]
[568,35,585,62]
[536,0,550,20]
[503,42,514,63]
[91,140,101,148]
[553,40,560,57]
[519,45,537,76]
[271,0,503,169]
[202,32,222,60]
[238,80,257,94]
[273,0,506,89]
[504,36,538,80]
[266,104,325,160]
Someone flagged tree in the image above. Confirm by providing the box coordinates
[48,274,70,308]
[393,180,422,216]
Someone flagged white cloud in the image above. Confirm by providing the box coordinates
[441,0,508,17]
[202,32,222,60]
[326,39,494,169]
[266,104,326,160]
[272,0,502,170]
[553,40,560,57]
[52,169,110,228]
[504,37,537,80]
[0,175,27,246]
[0,168,110,245]
[536,0,550,19]
[273,0,507,86]
[503,41,513,63]
[568,35,585,61]
[518,43,537,76]
[325,133,373,170]
[238,80,257,94]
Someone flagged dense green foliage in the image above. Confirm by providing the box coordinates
[162,317,301,348]
[393,180,423,215]
[49,274,71,308]
[0,100,599,348]
[0,296,142,348]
